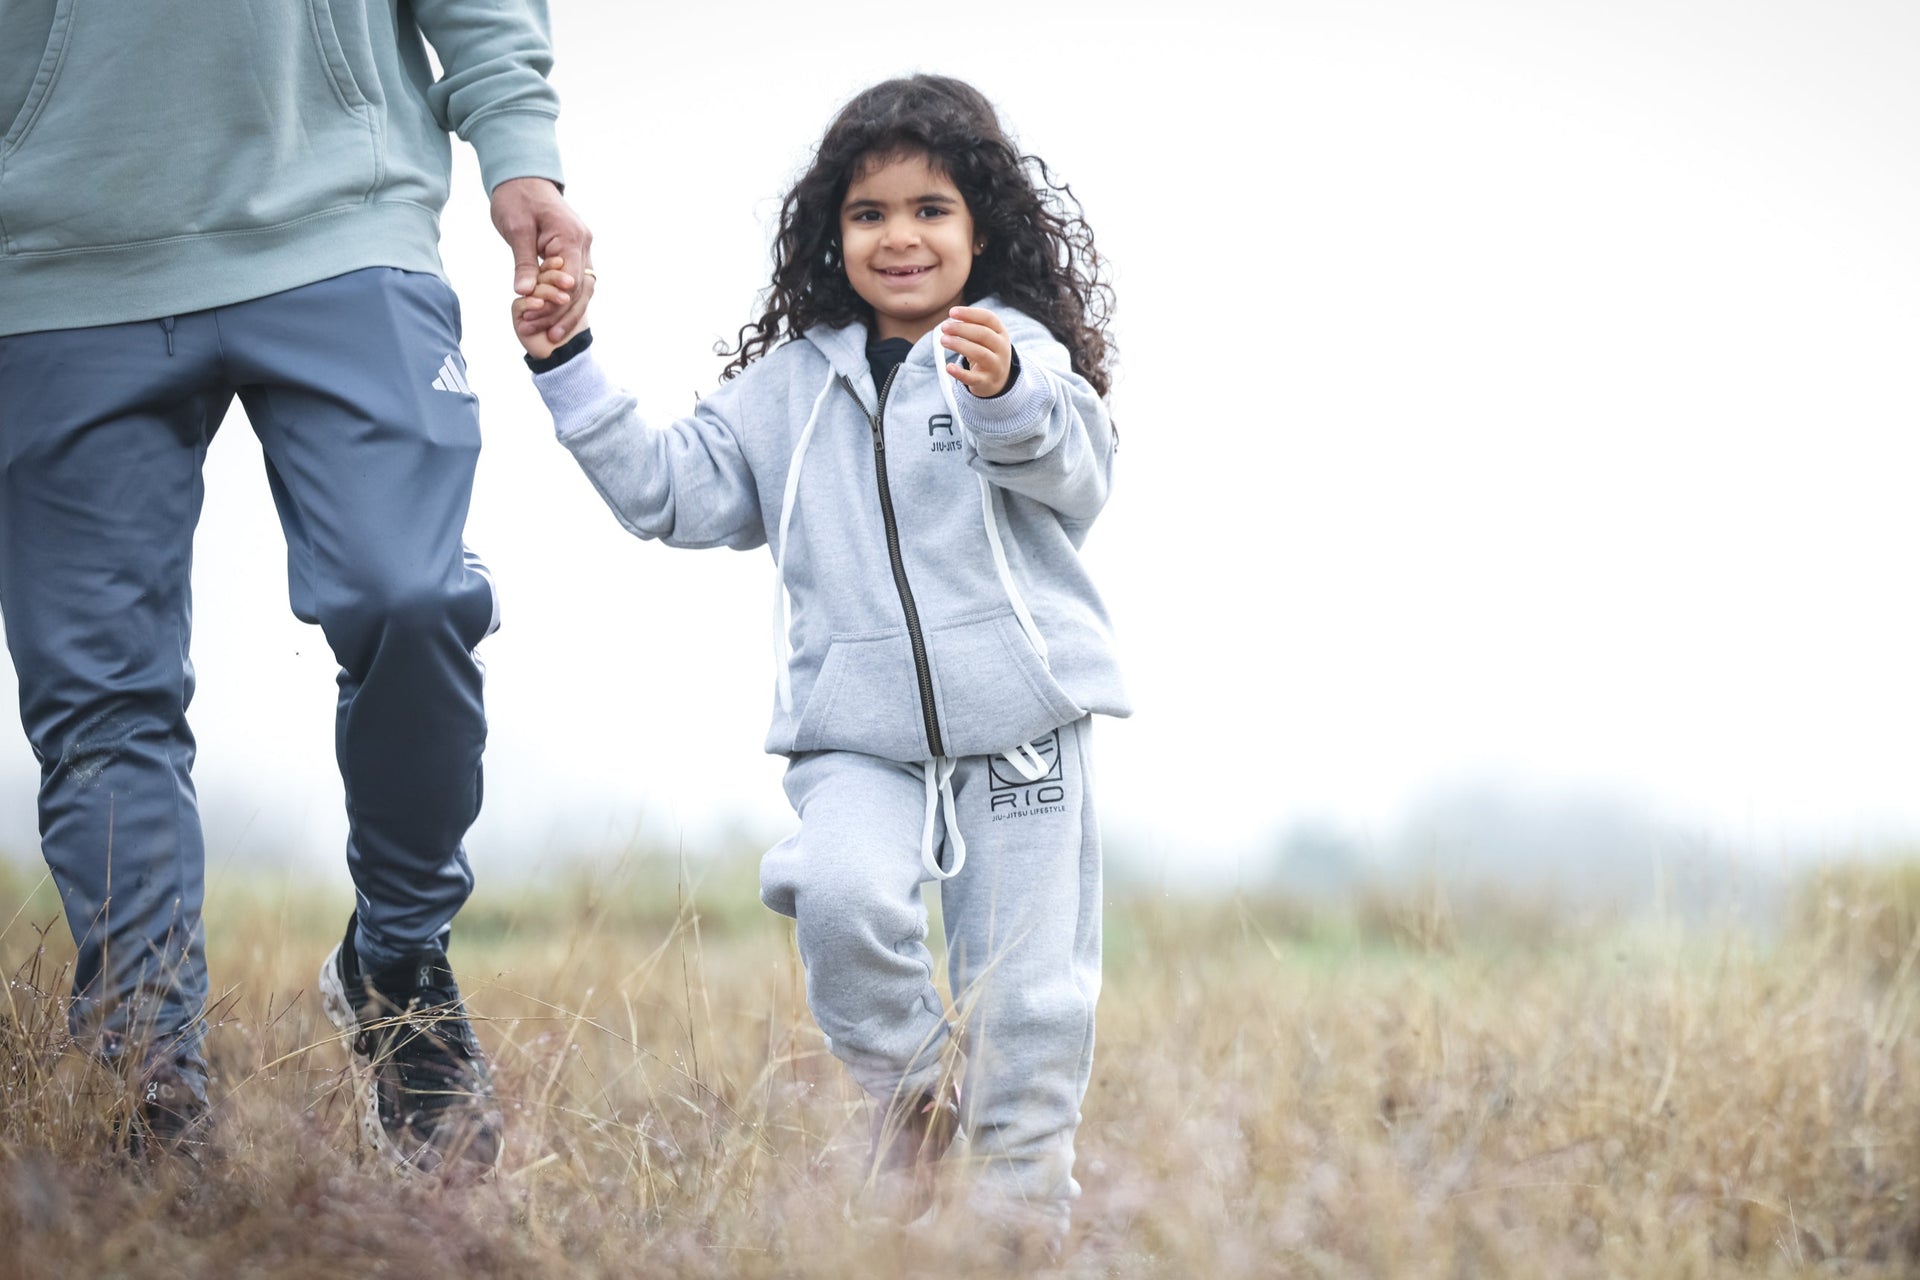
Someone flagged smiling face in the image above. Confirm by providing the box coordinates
[839,150,979,343]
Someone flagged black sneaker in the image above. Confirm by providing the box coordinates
[122,1055,212,1163]
[317,913,502,1177]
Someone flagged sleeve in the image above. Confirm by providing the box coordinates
[411,0,565,193]
[534,349,768,552]
[953,336,1115,525]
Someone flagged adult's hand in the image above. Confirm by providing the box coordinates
[490,177,594,343]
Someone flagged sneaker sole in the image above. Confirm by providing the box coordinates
[318,944,504,1178]
[318,944,417,1172]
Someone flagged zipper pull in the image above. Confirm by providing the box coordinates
[870,416,885,451]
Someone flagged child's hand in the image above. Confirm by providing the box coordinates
[511,258,584,359]
[940,306,1014,397]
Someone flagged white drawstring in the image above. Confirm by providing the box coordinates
[920,757,966,879]
[937,353,1049,664]
[771,374,836,713]
[1002,740,1050,781]
[978,477,1048,662]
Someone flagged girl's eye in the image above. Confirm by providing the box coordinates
[850,210,880,223]
[917,206,949,219]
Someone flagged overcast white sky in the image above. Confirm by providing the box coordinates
[4,0,1918,888]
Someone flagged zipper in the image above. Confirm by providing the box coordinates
[839,366,945,759]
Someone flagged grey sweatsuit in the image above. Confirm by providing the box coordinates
[533,301,1128,1231]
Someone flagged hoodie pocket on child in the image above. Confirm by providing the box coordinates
[926,609,1085,760]
[789,628,934,763]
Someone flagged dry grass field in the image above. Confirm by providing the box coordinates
[1,855,1916,1278]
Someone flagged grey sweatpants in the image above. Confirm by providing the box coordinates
[0,268,496,1066]
[761,717,1102,1232]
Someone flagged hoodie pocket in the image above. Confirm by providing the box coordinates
[790,628,936,763]
[926,610,1085,759]
[308,0,381,115]
[0,0,69,154]
[0,1,380,257]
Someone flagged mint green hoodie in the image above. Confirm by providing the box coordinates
[0,0,563,336]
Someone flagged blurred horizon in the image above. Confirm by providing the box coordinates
[4,770,1908,919]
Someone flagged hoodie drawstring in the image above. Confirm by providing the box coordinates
[934,351,1050,663]
[936,354,1057,784]
[771,373,836,714]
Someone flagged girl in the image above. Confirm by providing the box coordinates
[513,74,1126,1250]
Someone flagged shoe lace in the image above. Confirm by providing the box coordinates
[355,984,486,1122]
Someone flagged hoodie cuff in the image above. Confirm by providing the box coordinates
[533,345,621,441]
[469,110,566,195]
[526,328,592,373]
[958,352,1051,436]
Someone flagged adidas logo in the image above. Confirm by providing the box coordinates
[430,353,472,395]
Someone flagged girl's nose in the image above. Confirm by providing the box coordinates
[882,218,919,248]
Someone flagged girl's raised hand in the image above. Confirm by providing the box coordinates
[940,306,1014,397]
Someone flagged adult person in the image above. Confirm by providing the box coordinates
[0,0,591,1173]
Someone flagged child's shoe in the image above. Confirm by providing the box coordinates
[965,1180,1074,1270]
[853,1078,963,1224]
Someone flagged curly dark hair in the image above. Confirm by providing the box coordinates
[720,74,1115,397]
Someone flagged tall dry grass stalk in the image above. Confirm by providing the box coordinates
[1,857,1916,1278]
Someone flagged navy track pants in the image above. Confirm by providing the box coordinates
[0,268,497,1064]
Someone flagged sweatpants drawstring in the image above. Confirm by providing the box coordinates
[920,757,966,880]
[1002,741,1051,781]
[160,316,175,356]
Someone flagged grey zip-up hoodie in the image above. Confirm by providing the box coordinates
[0,0,561,336]
[534,301,1130,770]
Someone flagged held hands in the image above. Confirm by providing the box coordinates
[941,306,1014,397]
[511,258,586,360]
[491,177,595,344]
